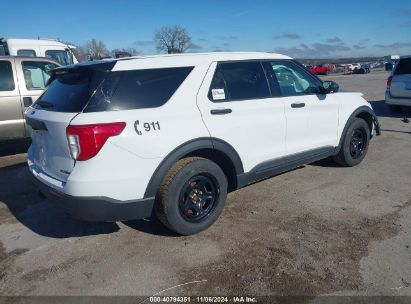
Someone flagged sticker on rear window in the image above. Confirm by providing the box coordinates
[211,88,226,100]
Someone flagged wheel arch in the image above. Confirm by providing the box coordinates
[335,105,380,154]
[144,138,244,198]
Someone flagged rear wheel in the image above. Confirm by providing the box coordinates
[155,157,228,235]
[333,118,370,167]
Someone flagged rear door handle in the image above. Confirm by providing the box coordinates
[291,103,305,108]
[23,97,33,107]
[211,108,232,115]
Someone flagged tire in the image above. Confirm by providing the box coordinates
[389,105,402,112]
[333,118,370,167]
[155,157,228,235]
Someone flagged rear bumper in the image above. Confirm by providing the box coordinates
[385,91,411,106]
[31,172,155,222]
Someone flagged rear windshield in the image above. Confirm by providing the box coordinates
[35,66,193,113]
[395,58,411,75]
[34,68,106,112]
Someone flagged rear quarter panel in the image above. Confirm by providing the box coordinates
[68,62,212,200]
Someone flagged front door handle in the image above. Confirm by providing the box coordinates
[23,97,33,107]
[211,108,232,115]
[291,102,305,108]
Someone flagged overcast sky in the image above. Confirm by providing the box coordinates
[1,0,411,58]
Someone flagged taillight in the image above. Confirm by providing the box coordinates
[387,76,393,89]
[66,122,126,161]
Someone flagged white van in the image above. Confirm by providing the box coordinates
[0,38,78,66]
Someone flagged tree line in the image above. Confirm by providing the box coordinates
[71,25,197,61]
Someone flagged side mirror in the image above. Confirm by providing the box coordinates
[320,80,339,94]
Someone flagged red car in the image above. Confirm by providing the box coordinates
[307,64,333,75]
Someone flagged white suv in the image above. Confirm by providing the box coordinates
[26,52,380,235]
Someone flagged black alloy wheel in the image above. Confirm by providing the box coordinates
[350,128,367,159]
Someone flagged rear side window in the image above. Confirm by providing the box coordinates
[84,67,193,112]
[0,61,15,91]
[17,49,36,57]
[395,58,411,75]
[209,61,270,102]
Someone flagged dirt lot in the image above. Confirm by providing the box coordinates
[0,71,410,298]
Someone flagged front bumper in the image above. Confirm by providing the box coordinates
[31,173,155,222]
[385,91,411,107]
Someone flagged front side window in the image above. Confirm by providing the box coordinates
[22,61,59,90]
[45,50,73,65]
[209,61,270,101]
[17,49,36,57]
[0,61,15,91]
[270,61,321,96]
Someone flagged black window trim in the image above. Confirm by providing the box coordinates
[207,59,324,102]
[0,60,16,91]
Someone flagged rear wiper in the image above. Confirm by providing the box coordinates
[35,100,54,108]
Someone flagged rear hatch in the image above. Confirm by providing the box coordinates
[391,58,411,98]
[26,62,114,182]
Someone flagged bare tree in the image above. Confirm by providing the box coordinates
[62,41,87,62]
[155,26,195,54]
[86,39,108,58]
[71,45,88,62]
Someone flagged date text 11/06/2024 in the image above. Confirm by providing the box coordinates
[148,296,257,303]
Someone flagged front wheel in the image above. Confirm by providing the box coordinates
[155,157,228,235]
[333,118,370,167]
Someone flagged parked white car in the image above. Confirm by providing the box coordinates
[347,63,361,73]
[26,52,380,235]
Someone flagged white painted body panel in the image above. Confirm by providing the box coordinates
[335,93,373,141]
[283,93,340,154]
[196,62,287,172]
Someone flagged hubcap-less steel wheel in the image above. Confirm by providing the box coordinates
[178,175,219,222]
[350,128,367,159]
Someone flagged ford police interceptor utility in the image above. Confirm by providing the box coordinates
[26,52,380,235]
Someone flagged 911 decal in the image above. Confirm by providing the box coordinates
[134,120,161,135]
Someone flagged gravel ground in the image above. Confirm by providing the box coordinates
[0,70,410,299]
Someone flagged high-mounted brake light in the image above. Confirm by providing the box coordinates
[387,76,393,89]
[66,122,126,161]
